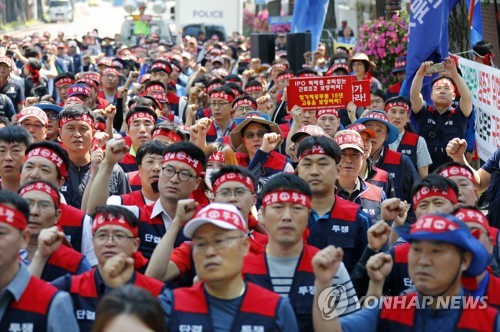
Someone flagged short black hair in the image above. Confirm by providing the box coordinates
[0,116,10,127]
[165,141,207,170]
[25,140,70,181]
[59,104,95,123]
[18,180,60,205]
[0,190,30,222]
[244,79,263,90]
[473,40,493,57]
[150,59,172,74]
[296,136,341,164]
[224,82,244,96]
[411,174,459,200]
[91,205,139,230]
[223,74,242,85]
[433,161,474,181]
[232,95,258,110]
[210,165,256,191]
[136,140,169,166]
[0,125,33,147]
[371,89,386,101]
[124,105,158,127]
[209,86,235,100]
[54,72,75,85]
[385,96,410,109]
[261,173,312,199]
[297,68,317,77]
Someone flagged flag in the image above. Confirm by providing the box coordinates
[400,0,460,105]
[291,0,330,51]
[466,0,483,46]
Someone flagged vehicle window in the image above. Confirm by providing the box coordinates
[183,26,200,37]
[49,1,70,6]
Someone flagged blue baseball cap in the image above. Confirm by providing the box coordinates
[396,214,489,277]
[354,110,399,144]
[34,103,63,115]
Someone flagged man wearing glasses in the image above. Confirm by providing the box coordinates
[17,106,48,142]
[19,180,91,282]
[35,205,165,332]
[87,140,207,265]
[146,165,267,285]
[161,203,299,331]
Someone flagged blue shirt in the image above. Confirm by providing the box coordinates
[482,148,500,228]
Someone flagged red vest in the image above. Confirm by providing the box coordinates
[58,203,86,253]
[119,153,138,173]
[42,244,86,282]
[127,170,142,191]
[120,190,147,207]
[1,276,58,332]
[378,292,499,331]
[170,282,280,331]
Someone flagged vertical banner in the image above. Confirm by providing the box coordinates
[456,56,500,160]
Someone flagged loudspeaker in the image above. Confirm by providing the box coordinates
[250,33,276,65]
[286,32,311,74]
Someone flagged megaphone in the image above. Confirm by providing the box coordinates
[152,0,166,14]
[123,0,137,14]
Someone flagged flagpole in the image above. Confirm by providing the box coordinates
[468,0,475,28]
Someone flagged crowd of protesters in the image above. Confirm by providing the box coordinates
[0,26,498,332]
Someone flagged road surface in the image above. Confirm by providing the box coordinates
[8,1,125,39]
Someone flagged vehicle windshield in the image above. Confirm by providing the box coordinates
[49,1,70,7]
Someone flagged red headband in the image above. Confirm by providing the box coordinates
[19,182,60,208]
[55,77,75,87]
[208,151,225,162]
[244,85,263,93]
[26,147,68,178]
[64,96,84,105]
[412,186,458,207]
[385,101,410,113]
[127,112,156,126]
[163,151,204,176]
[206,83,222,93]
[298,145,327,162]
[455,208,489,229]
[145,84,165,94]
[152,129,183,143]
[277,73,294,80]
[439,166,474,183]
[92,212,139,237]
[210,92,234,103]
[82,73,101,85]
[262,190,311,209]
[151,62,172,74]
[0,204,27,230]
[316,109,339,119]
[212,172,254,193]
[232,99,254,110]
[60,114,94,128]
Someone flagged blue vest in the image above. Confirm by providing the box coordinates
[169,282,281,332]
[41,245,86,282]
[1,276,58,332]
[308,196,370,273]
[397,131,419,170]
[137,204,188,262]
[415,105,469,172]
[58,203,86,253]
[62,269,164,332]
[375,149,418,205]
[386,243,412,296]
[243,244,319,332]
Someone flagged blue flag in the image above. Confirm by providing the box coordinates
[291,0,330,51]
[466,0,483,46]
[400,0,459,105]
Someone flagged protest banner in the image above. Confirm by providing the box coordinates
[352,80,371,107]
[287,76,353,110]
[456,56,500,160]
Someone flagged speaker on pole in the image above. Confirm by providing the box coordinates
[286,32,311,74]
[250,33,276,65]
